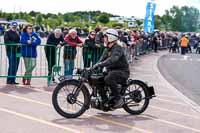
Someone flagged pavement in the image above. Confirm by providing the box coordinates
[0,50,200,133]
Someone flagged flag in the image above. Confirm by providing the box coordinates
[144,0,156,33]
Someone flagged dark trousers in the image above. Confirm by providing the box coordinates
[154,43,158,52]
[45,47,56,80]
[83,50,93,68]
[104,70,129,97]
[83,57,92,68]
[196,47,200,54]
[181,47,186,55]
[6,52,20,83]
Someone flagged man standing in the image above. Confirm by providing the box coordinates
[45,29,64,83]
[4,21,20,84]
[153,32,160,53]
[64,29,83,78]
[180,35,189,55]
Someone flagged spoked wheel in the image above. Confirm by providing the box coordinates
[52,80,90,118]
[123,80,150,115]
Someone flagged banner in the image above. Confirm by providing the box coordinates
[144,0,156,33]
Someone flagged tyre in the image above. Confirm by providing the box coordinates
[123,80,150,115]
[52,80,90,118]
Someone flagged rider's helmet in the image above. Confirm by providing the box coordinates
[104,29,119,43]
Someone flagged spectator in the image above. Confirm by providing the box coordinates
[4,21,20,84]
[121,31,132,62]
[169,34,179,53]
[0,24,4,36]
[195,35,200,54]
[95,26,104,47]
[63,28,69,37]
[95,26,106,62]
[21,24,41,85]
[45,29,64,83]
[64,29,83,78]
[153,32,160,53]
[83,30,96,68]
[179,34,189,55]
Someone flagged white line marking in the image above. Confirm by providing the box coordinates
[170,58,176,61]
[0,107,83,133]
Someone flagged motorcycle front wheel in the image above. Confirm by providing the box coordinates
[52,80,90,118]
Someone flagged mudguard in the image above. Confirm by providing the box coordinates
[128,79,156,99]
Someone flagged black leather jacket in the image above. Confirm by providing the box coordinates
[98,43,130,73]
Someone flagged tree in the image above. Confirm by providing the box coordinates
[6,13,14,21]
[135,19,143,28]
[29,11,39,17]
[154,15,162,29]
[97,14,110,24]
[36,14,43,25]
[181,6,200,32]
[161,6,200,32]
[57,16,64,26]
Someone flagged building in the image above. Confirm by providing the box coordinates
[110,16,143,28]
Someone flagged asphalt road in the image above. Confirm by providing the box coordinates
[0,51,200,133]
[158,53,200,105]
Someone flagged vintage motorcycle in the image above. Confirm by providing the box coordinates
[52,68,156,118]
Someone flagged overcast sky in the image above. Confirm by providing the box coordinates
[0,0,200,18]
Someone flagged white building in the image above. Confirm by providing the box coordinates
[110,16,143,28]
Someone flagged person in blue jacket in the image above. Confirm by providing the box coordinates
[20,24,41,85]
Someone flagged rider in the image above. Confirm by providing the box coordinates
[92,29,130,108]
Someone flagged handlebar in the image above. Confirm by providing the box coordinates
[75,68,94,78]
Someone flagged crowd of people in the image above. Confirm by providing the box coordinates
[1,21,200,85]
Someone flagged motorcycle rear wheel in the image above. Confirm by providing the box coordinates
[123,80,150,115]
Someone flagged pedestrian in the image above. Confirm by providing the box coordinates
[179,35,189,55]
[83,30,96,68]
[171,35,179,53]
[4,21,20,84]
[195,35,200,54]
[153,32,160,53]
[21,24,41,85]
[95,26,104,47]
[45,29,64,83]
[64,29,83,79]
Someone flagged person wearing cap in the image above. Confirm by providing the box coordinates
[64,29,83,78]
[45,28,64,83]
[92,29,130,109]
[4,21,20,84]
[20,24,41,85]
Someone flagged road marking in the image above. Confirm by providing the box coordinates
[156,94,178,99]
[0,107,83,133]
[2,91,200,133]
[139,115,200,133]
[170,58,176,61]
[4,86,199,119]
[5,86,189,106]
[183,55,189,61]
[149,105,200,120]
[155,97,188,106]
[0,92,151,133]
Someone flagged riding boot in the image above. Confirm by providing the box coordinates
[111,85,124,108]
[113,95,124,108]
